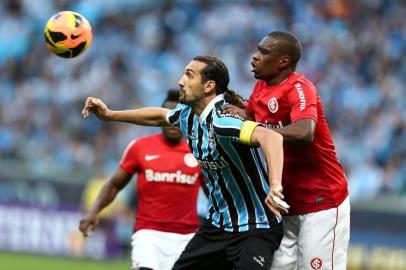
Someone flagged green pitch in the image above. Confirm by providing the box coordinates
[0,252,129,270]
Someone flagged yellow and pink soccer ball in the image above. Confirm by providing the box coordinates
[44,11,92,58]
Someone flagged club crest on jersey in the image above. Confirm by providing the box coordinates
[310,257,323,270]
[184,153,199,168]
[268,97,278,113]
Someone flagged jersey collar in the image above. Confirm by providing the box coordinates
[199,94,224,123]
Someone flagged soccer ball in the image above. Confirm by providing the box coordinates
[44,11,92,58]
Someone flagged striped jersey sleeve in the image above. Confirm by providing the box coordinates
[166,103,188,127]
[212,111,247,142]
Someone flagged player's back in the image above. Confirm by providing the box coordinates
[248,73,348,215]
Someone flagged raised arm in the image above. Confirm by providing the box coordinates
[82,97,170,126]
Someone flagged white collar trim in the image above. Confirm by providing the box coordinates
[199,94,224,123]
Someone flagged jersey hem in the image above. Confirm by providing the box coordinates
[286,192,348,216]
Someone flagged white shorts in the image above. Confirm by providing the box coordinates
[131,229,194,270]
[270,195,350,270]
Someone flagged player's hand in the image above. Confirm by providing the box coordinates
[82,97,112,120]
[265,184,290,219]
[222,104,248,119]
[78,213,99,238]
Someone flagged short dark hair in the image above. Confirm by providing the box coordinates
[267,31,302,68]
[162,89,179,107]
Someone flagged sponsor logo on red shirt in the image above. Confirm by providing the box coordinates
[145,169,199,185]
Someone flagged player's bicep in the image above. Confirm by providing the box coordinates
[110,167,133,191]
[213,113,245,141]
[288,82,318,122]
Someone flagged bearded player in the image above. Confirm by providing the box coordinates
[79,90,205,270]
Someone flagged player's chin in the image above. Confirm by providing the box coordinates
[163,127,182,139]
[252,71,262,80]
[179,92,187,103]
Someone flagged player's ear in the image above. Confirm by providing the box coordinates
[204,80,216,95]
[280,55,291,69]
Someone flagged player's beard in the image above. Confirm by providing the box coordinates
[179,90,187,104]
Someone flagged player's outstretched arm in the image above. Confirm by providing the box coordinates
[82,97,170,126]
[78,168,132,238]
[248,125,289,218]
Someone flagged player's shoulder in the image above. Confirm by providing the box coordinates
[171,103,190,112]
[129,133,161,147]
[253,80,267,91]
[167,103,191,120]
[213,103,245,128]
[167,103,191,117]
[288,72,317,91]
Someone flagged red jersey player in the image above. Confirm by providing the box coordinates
[223,31,350,270]
[79,90,205,270]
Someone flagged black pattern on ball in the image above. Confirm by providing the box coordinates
[44,32,56,47]
[49,31,67,43]
[74,14,83,27]
[57,51,72,58]
[71,41,87,57]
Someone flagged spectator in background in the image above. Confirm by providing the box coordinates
[79,90,206,270]
[0,0,405,204]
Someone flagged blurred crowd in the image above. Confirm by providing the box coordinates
[0,0,405,199]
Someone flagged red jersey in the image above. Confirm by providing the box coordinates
[120,133,204,234]
[247,72,348,215]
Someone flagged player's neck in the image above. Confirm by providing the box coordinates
[266,70,294,86]
[192,95,216,116]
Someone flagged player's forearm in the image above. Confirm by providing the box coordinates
[88,182,120,215]
[272,119,315,144]
[258,130,284,186]
[108,107,169,126]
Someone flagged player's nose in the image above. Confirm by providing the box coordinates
[178,76,185,87]
[252,52,259,62]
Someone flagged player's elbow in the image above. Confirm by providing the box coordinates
[297,128,314,144]
[298,119,316,144]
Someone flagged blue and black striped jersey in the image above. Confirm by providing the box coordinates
[166,94,278,232]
